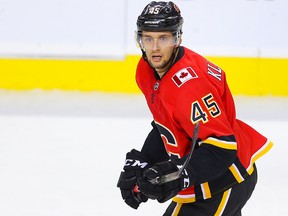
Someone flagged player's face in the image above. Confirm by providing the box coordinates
[141,31,177,72]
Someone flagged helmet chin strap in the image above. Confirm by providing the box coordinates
[141,48,148,61]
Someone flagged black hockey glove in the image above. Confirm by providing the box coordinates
[137,159,194,203]
[117,149,150,209]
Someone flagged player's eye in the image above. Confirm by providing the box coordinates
[159,36,168,42]
[143,36,153,43]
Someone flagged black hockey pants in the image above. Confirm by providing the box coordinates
[163,165,258,216]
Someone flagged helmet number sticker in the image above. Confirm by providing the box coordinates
[148,7,160,14]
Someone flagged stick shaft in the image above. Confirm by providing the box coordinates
[149,122,200,185]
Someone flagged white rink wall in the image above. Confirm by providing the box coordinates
[0,0,287,58]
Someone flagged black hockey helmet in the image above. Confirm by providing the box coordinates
[135,1,183,50]
[136,1,183,33]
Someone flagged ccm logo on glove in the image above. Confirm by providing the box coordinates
[125,159,148,169]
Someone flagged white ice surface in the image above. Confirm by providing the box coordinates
[0,91,287,216]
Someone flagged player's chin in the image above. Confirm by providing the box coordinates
[149,61,164,69]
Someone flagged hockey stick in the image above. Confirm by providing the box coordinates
[149,122,200,185]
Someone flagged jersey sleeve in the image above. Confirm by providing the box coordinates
[141,121,170,164]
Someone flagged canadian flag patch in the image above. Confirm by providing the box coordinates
[172,67,198,87]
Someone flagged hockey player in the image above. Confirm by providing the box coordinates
[117,1,273,215]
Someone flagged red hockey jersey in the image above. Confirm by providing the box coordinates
[136,47,273,203]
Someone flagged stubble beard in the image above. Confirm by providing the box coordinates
[148,54,173,73]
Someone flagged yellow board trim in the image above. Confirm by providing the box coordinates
[0,55,288,95]
[0,56,140,93]
[208,56,288,96]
